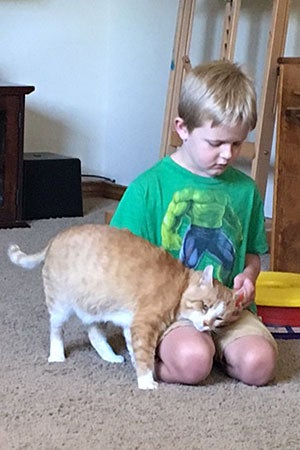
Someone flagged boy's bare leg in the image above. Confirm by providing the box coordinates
[223,335,277,386]
[155,326,215,385]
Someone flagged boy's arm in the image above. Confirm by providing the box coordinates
[234,184,268,309]
[233,253,261,308]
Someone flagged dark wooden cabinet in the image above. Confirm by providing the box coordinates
[0,85,34,228]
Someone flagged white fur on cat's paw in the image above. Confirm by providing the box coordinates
[95,345,124,363]
[7,244,20,255]
[104,354,124,364]
[48,340,65,362]
[7,245,21,264]
[48,354,65,363]
[137,371,158,390]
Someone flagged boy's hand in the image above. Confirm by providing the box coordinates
[233,253,261,309]
[233,273,256,309]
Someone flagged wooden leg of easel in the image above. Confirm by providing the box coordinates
[160,0,195,158]
[220,0,241,61]
[251,0,290,199]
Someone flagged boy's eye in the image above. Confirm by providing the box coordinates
[207,141,242,148]
[208,141,222,147]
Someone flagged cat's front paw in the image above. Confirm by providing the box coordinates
[48,353,65,363]
[137,371,158,390]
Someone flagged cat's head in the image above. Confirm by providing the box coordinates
[179,265,244,331]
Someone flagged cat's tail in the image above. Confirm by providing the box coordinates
[7,244,48,269]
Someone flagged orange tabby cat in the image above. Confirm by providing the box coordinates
[8,224,244,390]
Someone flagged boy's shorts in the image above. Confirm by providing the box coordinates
[160,310,278,361]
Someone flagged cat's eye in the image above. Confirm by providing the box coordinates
[202,304,209,312]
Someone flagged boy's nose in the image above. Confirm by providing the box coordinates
[220,143,233,160]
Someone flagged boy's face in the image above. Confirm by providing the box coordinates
[174,119,249,178]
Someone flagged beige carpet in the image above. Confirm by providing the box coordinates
[1,198,299,450]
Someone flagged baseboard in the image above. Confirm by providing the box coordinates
[81,178,126,200]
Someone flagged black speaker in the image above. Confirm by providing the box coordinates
[22,152,83,220]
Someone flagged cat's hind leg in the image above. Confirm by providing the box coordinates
[123,326,135,367]
[88,324,124,363]
[48,308,71,362]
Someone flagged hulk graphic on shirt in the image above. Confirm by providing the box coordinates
[161,188,243,284]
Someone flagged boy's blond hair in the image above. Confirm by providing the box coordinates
[178,60,257,132]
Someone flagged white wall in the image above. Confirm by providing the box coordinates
[0,0,176,184]
[0,0,299,217]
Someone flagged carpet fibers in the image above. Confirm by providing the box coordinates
[1,198,299,450]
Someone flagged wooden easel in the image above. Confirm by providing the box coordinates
[160,0,290,201]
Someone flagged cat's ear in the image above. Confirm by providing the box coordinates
[200,265,214,288]
[233,288,245,308]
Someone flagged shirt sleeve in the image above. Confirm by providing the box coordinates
[110,182,150,239]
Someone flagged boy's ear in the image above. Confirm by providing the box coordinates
[174,117,189,141]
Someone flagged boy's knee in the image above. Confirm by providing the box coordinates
[157,327,215,385]
[224,336,277,386]
[174,341,215,385]
[242,344,277,386]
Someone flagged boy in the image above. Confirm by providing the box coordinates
[111,60,278,386]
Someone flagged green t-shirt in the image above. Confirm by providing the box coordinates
[111,156,268,292]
